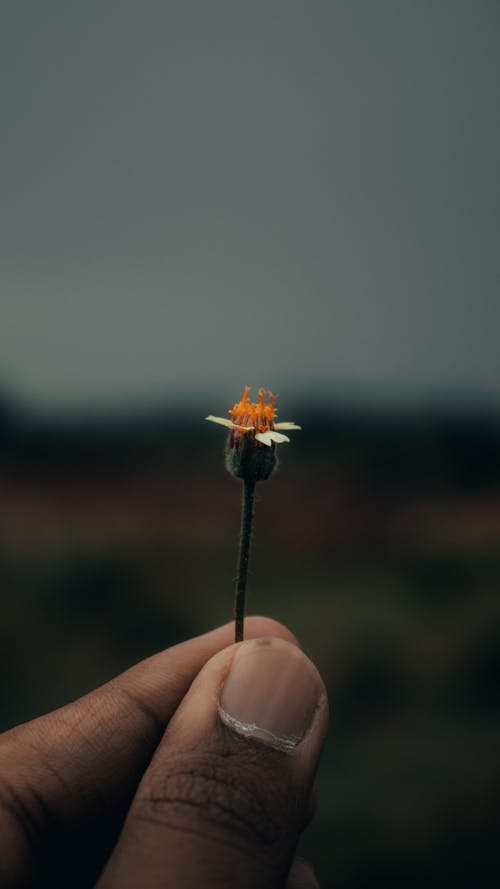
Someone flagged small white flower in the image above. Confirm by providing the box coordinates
[206,386,301,447]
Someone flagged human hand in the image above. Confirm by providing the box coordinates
[0,617,328,888]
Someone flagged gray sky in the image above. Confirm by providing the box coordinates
[1,1,499,409]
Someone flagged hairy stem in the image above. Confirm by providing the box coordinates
[234,478,256,642]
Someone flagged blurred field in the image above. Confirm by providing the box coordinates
[1,397,499,888]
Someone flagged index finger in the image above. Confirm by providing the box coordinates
[0,616,297,888]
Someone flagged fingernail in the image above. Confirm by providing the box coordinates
[219,638,322,752]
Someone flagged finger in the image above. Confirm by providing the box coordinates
[0,617,297,888]
[286,857,321,888]
[97,637,329,889]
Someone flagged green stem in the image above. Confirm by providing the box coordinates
[234,478,256,642]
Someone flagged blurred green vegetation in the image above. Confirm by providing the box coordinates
[1,399,500,887]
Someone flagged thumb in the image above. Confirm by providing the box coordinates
[96,637,328,889]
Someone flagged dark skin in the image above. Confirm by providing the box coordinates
[0,617,328,888]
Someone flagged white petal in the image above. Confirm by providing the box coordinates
[205,415,254,432]
[255,431,274,446]
[274,422,302,430]
[255,431,290,446]
[205,415,234,428]
[268,431,290,443]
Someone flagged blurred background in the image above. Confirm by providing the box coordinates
[1,2,499,886]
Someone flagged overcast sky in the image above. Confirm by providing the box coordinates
[1,1,499,409]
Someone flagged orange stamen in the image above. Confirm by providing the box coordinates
[229,386,279,433]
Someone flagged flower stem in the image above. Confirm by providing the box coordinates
[234,478,256,642]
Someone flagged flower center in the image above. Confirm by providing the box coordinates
[229,386,278,433]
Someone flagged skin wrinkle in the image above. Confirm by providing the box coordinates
[0,756,82,873]
[65,693,137,754]
[0,773,44,860]
[138,794,270,847]
[114,686,166,747]
[36,744,113,820]
[134,744,298,850]
[114,668,189,719]
[15,723,111,813]
[131,809,260,856]
[28,753,76,810]
[48,691,156,781]
[16,703,111,778]
[28,784,60,841]
[0,811,36,886]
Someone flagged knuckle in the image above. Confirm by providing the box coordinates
[0,771,42,843]
[0,772,44,873]
[131,746,298,848]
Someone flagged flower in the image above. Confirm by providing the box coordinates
[206,388,301,641]
[206,387,301,482]
[206,386,301,447]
